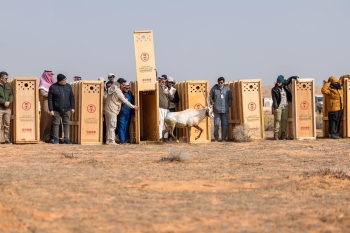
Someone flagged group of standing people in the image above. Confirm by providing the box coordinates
[2,71,347,144]
[38,71,139,145]
[103,73,139,145]
[271,74,349,140]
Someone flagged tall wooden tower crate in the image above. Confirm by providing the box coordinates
[9,77,40,143]
[228,79,265,140]
[134,30,157,91]
[132,30,160,144]
[322,75,350,138]
[69,81,104,144]
[175,80,211,143]
[287,79,316,140]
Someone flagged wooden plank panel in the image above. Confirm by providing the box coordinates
[344,78,350,137]
[69,81,79,143]
[133,30,157,91]
[129,81,138,143]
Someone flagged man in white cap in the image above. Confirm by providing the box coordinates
[108,73,115,83]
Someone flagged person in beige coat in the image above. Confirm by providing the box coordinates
[39,70,55,142]
[104,81,139,145]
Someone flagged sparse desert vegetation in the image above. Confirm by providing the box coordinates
[1,134,350,232]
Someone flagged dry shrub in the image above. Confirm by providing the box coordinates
[316,113,323,129]
[305,167,350,180]
[61,153,78,159]
[160,149,190,162]
[232,124,255,142]
[264,115,274,131]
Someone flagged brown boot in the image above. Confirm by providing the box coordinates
[274,132,279,140]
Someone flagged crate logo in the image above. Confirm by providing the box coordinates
[22,101,31,111]
[22,128,32,132]
[194,103,202,109]
[86,130,96,134]
[300,101,309,110]
[87,104,96,113]
[140,53,149,62]
[248,102,256,111]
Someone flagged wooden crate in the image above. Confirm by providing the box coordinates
[128,82,159,144]
[175,80,211,143]
[287,79,316,140]
[69,81,104,144]
[322,77,349,138]
[133,30,157,91]
[228,79,265,140]
[9,78,40,143]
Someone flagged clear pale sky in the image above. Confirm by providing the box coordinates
[2,0,349,86]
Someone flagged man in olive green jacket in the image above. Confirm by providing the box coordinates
[0,71,13,144]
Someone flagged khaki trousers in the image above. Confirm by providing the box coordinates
[274,106,288,133]
[0,108,11,141]
[105,110,118,143]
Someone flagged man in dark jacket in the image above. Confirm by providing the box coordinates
[271,75,299,140]
[0,71,13,144]
[48,74,75,144]
[210,77,233,142]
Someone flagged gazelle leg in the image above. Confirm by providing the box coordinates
[193,125,203,140]
[162,128,170,143]
[168,127,179,143]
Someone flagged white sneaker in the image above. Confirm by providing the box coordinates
[106,141,118,145]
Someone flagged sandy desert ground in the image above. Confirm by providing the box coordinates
[0,129,350,233]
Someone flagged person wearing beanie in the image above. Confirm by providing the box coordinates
[0,71,13,144]
[321,75,344,139]
[271,75,299,140]
[48,73,75,144]
[209,76,233,142]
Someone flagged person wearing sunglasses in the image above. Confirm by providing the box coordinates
[0,71,13,144]
[271,75,299,140]
[209,77,233,142]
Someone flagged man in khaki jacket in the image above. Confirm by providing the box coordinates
[0,71,13,144]
[104,81,139,145]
